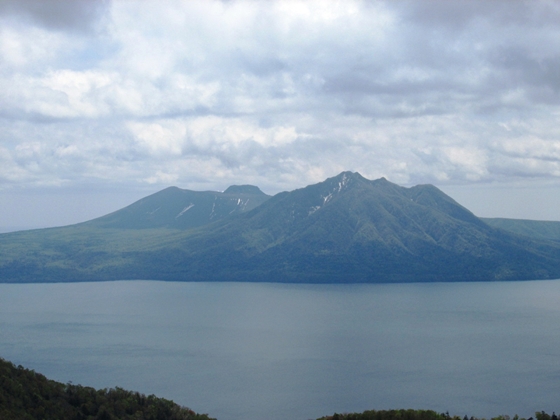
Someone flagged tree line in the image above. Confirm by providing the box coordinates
[2,356,556,420]
[318,409,559,420]
[0,357,214,420]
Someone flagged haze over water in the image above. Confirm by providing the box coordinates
[1,280,559,420]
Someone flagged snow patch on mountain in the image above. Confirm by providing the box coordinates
[176,204,194,218]
[338,173,349,192]
[307,174,352,217]
[308,206,321,216]
[230,198,249,214]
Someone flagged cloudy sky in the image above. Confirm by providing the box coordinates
[1,0,560,231]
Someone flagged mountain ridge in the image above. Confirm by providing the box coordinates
[1,171,560,283]
[83,184,271,230]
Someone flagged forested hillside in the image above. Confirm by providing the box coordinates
[0,357,214,420]
[1,356,557,420]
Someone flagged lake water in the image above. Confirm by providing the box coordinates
[1,280,560,420]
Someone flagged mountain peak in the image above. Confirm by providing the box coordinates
[3,172,560,284]
[223,185,266,195]
[332,171,394,186]
[333,171,367,182]
[323,171,368,192]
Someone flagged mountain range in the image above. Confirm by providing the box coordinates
[1,171,560,283]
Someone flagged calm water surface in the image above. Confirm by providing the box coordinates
[1,280,560,420]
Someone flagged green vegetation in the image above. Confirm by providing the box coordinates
[88,185,270,230]
[482,218,560,242]
[0,357,214,420]
[317,409,557,420]
[1,172,560,283]
[2,357,558,420]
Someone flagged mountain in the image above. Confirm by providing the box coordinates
[1,171,560,283]
[85,184,270,230]
[163,171,560,282]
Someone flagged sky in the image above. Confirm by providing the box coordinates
[1,0,560,231]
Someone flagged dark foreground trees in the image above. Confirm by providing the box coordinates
[2,355,557,420]
[0,357,214,420]
[317,410,558,420]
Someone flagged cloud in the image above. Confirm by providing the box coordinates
[1,0,560,201]
[0,0,107,33]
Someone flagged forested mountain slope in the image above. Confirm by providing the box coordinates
[85,184,270,230]
[1,172,560,283]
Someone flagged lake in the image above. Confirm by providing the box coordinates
[1,280,560,420]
